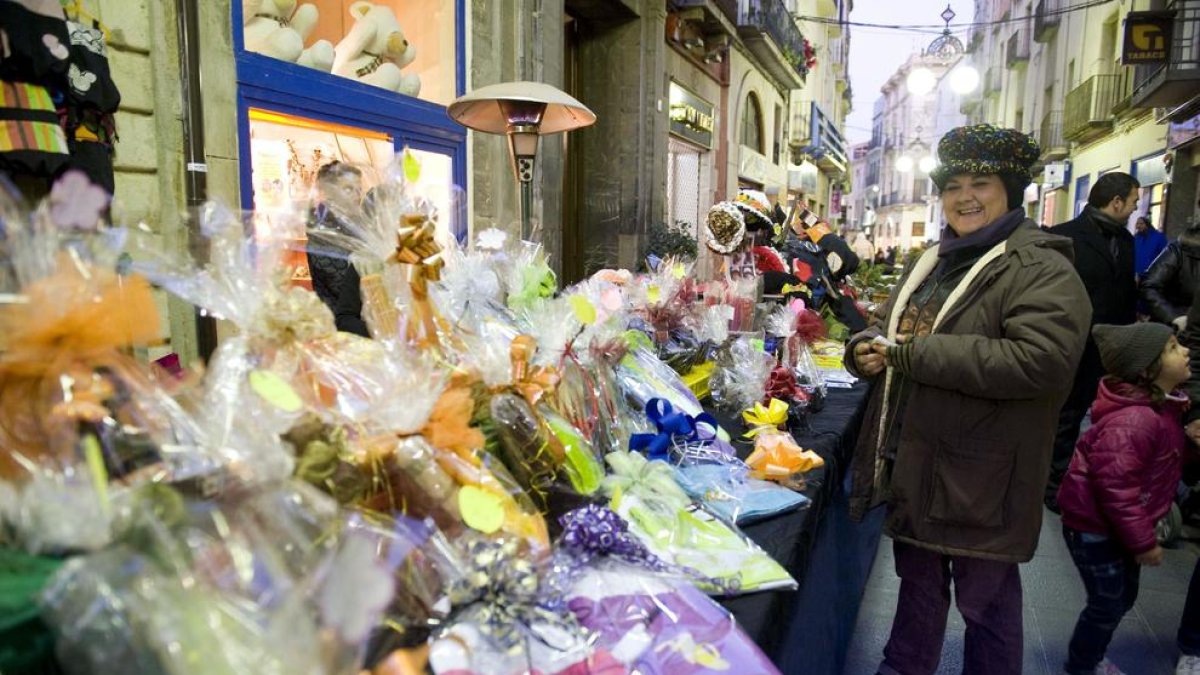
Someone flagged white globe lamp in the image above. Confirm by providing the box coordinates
[919,156,937,173]
[896,155,915,173]
[906,68,937,96]
[949,65,980,94]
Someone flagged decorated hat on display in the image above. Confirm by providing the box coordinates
[930,124,1041,190]
[733,189,774,232]
[705,201,746,254]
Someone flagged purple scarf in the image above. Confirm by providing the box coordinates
[939,208,1026,257]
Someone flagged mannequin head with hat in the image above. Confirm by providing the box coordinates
[930,125,1040,237]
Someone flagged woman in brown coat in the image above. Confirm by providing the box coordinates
[844,125,1091,675]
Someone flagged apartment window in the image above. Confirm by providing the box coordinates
[741,93,765,154]
[774,103,784,165]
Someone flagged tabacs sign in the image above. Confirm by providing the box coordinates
[668,82,715,149]
[1122,11,1174,65]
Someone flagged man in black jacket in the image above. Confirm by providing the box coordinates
[1045,172,1141,511]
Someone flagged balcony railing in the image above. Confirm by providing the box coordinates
[737,0,809,87]
[1007,29,1030,68]
[1064,74,1121,142]
[984,66,1005,97]
[1038,109,1068,160]
[808,101,848,174]
[1131,0,1200,110]
[1034,0,1062,43]
[673,0,739,25]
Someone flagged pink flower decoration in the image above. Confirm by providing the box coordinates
[50,171,109,230]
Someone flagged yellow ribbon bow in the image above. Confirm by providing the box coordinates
[741,399,790,438]
[386,214,447,346]
[508,335,560,408]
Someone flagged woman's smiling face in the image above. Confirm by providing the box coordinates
[941,173,1010,236]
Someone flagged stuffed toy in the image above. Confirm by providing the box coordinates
[332,2,421,97]
[242,0,334,72]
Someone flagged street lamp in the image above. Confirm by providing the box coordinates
[448,81,596,241]
[895,127,935,174]
[905,4,980,97]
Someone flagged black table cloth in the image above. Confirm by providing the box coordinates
[710,381,881,668]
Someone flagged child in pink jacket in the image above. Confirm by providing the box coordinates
[1057,322,1191,675]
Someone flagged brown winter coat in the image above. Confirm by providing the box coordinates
[845,221,1091,563]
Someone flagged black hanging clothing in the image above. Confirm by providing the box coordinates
[0,0,71,87]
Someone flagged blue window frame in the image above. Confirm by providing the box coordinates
[232,0,467,239]
[1074,173,1090,217]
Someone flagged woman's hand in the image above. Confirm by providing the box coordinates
[853,339,886,377]
[1186,420,1200,446]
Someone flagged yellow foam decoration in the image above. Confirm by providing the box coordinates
[569,295,597,325]
[403,149,422,183]
[647,285,661,304]
[249,370,304,413]
[458,485,505,534]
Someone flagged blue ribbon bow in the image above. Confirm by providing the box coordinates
[629,398,721,461]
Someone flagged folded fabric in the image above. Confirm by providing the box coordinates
[674,463,808,525]
[605,452,795,595]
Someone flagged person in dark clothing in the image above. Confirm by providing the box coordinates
[1134,215,1168,279]
[332,264,370,337]
[1141,223,1200,333]
[1045,171,1141,512]
[305,161,367,335]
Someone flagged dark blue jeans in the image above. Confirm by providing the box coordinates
[1062,525,1141,675]
[878,540,1023,675]
[1180,556,1200,656]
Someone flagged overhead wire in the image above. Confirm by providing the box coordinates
[795,0,1116,32]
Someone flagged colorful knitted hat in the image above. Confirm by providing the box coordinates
[733,189,774,231]
[705,201,746,254]
[929,125,1041,190]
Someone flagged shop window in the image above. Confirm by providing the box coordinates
[247,108,459,286]
[741,93,764,154]
[240,0,457,105]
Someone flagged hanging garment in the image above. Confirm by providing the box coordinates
[63,20,119,113]
[0,79,69,178]
[0,0,71,86]
[58,20,119,194]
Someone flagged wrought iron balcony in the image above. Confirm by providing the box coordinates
[1007,29,1030,68]
[1131,0,1200,110]
[1064,74,1121,143]
[1039,109,1068,161]
[737,0,809,88]
[1034,0,1062,43]
[807,101,848,175]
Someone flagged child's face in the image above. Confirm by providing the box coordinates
[1156,335,1191,390]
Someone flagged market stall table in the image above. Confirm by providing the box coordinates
[711,381,884,670]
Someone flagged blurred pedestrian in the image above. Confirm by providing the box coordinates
[1045,172,1142,512]
[1141,221,1200,333]
[1134,215,1168,279]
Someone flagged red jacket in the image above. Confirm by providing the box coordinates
[1058,380,1188,555]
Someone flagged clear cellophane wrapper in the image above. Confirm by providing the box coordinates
[38,480,411,675]
[602,451,795,595]
[547,505,781,675]
[502,241,558,313]
[627,261,707,374]
[614,331,708,422]
[285,341,551,555]
[131,203,394,449]
[708,337,774,412]
[664,419,808,527]
[0,197,269,553]
[304,159,454,347]
[427,533,615,675]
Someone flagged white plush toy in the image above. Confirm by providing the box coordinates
[332,2,421,97]
[243,0,335,72]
